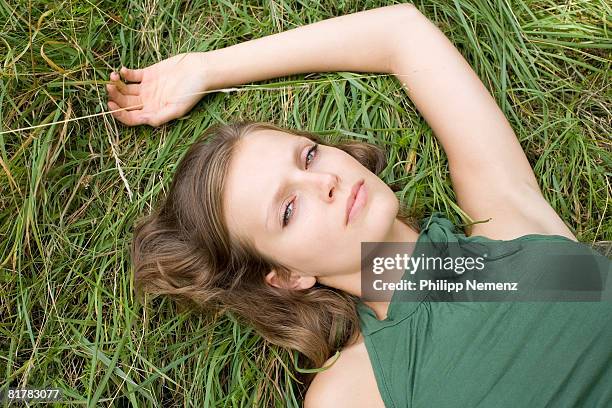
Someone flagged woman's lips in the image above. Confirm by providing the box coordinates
[345,180,367,225]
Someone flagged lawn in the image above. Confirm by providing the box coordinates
[0,0,610,406]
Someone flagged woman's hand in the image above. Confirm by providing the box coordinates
[106,52,209,127]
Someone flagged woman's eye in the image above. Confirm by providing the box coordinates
[305,143,318,169]
[282,200,293,227]
[281,144,318,228]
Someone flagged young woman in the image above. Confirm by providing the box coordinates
[109,4,612,407]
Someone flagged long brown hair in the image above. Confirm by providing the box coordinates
[130,121,419,385]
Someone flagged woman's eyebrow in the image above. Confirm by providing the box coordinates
[264,138,309,232]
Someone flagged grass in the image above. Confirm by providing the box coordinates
[0,0,610,406]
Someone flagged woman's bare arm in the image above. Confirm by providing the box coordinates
[388,6,575,240]
[106,4,406,126]
[201,5,405,89]
[203,4,574,240]
[108,3,575,240]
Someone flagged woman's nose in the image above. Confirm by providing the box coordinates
[313,173,339,202]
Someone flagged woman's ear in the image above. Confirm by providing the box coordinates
[265,269,317,290]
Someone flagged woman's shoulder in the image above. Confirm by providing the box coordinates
[304,333,385,408]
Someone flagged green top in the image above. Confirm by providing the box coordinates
[356,212,612,408]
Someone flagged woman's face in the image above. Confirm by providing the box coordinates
[223,129,401,288]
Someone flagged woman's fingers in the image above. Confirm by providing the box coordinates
[105,65,179,127]
[143,105,181,127]
[107,100,179,128]
[106,84,143,110]
[113,82,140,96]
[108,101,148,126]
[123,84,140,95]
[109,72,140,95]
[120,66,144,82]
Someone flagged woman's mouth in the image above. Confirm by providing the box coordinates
[345,179,367,225]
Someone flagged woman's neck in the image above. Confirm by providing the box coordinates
[363,218,421,320]
[319,218,421,320]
